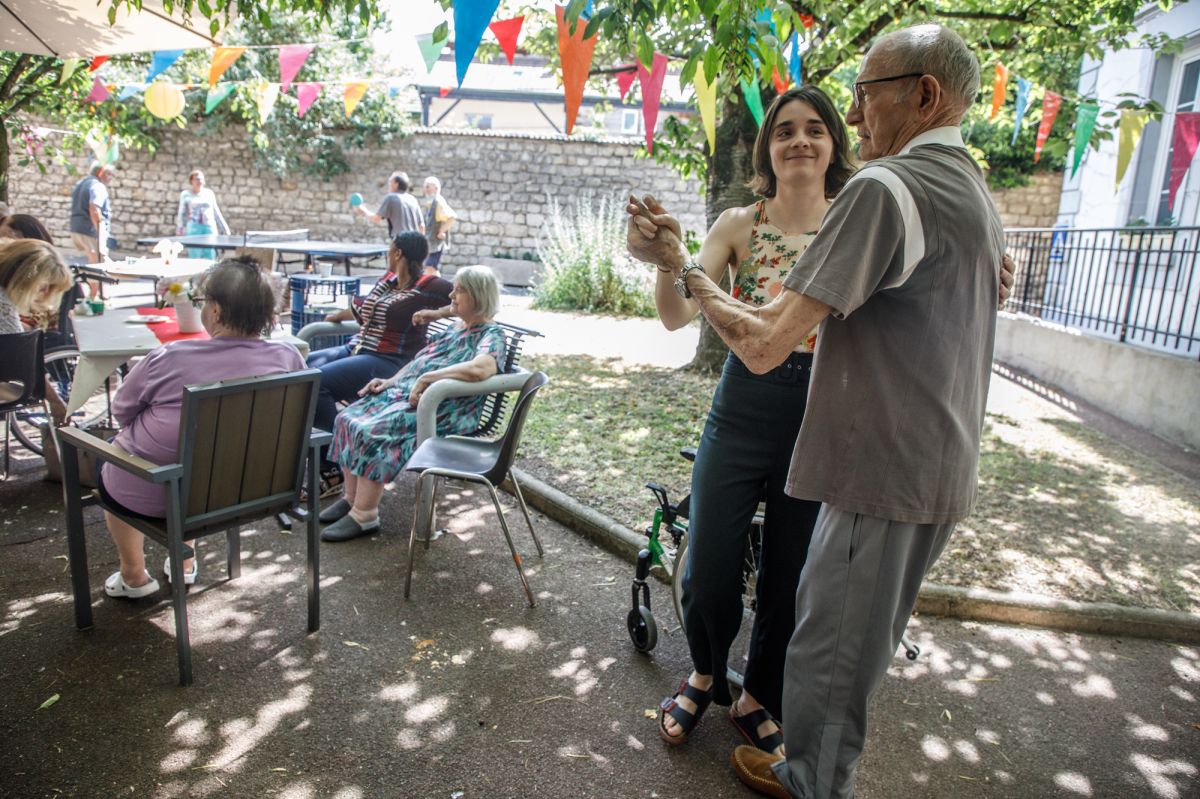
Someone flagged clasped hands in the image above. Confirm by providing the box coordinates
[626,194,689,277]
[358,373,433,409]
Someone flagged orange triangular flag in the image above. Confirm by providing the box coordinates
[989,62,1010,121]
[208,46,246,88]
[439,86,453,97]
[555,5,598,135]
[489,16,525,65]
[344,82,369,117]
[771,66,787,94]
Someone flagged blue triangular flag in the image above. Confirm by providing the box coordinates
[145,50,185,83]
[1011,78,1032,146]
[117,83,145,101]
[789,33,802,85]
[453,0,502,86]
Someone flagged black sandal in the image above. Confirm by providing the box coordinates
[658,679,714,746]
[729,706,785,754]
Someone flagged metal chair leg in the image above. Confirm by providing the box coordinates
[507,471,543,557]
[165,486,193,686]
[404,472,425,599]
[485,481,535,608]
[2,413,11,479]
[226,527,241,579]
[306,450,321,633]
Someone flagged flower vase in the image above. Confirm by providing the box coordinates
[175,301,203,333]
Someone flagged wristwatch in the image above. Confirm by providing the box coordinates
[674,261,705,299]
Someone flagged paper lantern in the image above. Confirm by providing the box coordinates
[144,81,185,120]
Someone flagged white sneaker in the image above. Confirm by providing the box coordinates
[104,570,160,599]
[163,557,198,585]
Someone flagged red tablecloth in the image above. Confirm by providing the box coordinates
[136,306,210,344]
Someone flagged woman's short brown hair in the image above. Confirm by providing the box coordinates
[747,85,856,200]
[197,255,278,337]
[0,238,71,314]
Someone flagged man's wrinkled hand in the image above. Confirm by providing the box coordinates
[999,253,1017,308]
[625,194,688,274]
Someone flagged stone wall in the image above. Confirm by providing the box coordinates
[7,128,707,268]
[991,171,1062,229]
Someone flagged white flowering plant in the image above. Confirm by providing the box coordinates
[155,277,200,309]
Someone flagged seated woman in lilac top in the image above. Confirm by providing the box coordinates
[100,257,305,599]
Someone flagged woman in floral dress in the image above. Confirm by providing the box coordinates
[652,86,855,756]
[320,265,506,542]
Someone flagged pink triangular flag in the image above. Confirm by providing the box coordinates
[488,16,524,65]
[295,82,322,118]
[615,67,636,100]
[1034,91,1062,164]
[279,44,316,93]
[637,53,668,153]
[84,76,109,103]
[1169,112,1200,211]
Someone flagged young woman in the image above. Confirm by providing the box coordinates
[654,86,855,756]
[175,169,231,259]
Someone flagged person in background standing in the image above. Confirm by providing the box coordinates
[175,169,231,260]
[68,162,115,299]
[422,176,457,271]
[356,171,424,239]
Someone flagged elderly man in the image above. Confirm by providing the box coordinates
[69,162,115,298]
[628,24,1004,799]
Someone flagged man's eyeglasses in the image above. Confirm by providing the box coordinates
[852,72,925,108]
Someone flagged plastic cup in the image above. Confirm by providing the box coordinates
[318,261,334,277]
[349,192,364,207]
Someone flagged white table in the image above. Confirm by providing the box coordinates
[65,309,309,414]
[102,257,213,283]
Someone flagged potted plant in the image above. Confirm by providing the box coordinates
[156,278,204,333]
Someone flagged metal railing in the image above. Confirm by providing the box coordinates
[1004,226,1200,360]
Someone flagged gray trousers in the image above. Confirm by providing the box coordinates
[772,505,955,799]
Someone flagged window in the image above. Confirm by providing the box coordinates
[1153,57,1200,225]
[464,113,493,130]
[621,109,640,135]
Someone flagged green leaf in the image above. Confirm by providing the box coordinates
[38,693,60,710]
[680,53,699,89]
[637,31,655,70]
[433,21,448,43]
[703,47,721,84]
[107,5,116,24]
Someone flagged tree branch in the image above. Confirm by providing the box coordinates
[3,59,59,117]
[0,55,34,105]
[808,3,915,85]
[936,10,1029,23]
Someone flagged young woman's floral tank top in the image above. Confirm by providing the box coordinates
[729,200,818,353]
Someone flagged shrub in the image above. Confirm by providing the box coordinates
[533,195,657,318]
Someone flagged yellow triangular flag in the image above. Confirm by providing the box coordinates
[208,46,246,88]
[1116,110,1149,191]
[252,81,279,125]
[693,65,718,155]
[344,82,368,117]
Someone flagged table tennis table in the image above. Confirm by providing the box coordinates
[136,231,389,275]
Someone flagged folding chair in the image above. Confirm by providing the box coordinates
[0,330,45,479]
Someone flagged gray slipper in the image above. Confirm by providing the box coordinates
[318,498,352,524]
[321,513,381,542]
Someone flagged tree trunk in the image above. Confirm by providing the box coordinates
[0,123,9,205]
[686,91,761,374]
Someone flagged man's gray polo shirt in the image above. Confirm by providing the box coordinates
[781,127,1003,525]
[380,191,423,238]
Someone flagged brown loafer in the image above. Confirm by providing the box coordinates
[730,745,791,799]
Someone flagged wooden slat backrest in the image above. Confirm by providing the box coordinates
[177,370,320,527]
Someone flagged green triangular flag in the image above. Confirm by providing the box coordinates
[740,79,763,127]
[416,32,446,74]
[60,58,82,84]
[1070,102,1100,178]
[205,83,237,114]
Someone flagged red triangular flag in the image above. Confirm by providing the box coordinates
[616,67,637,100]
[637,53,668,153]
[771,66,788,93]
[799,13,815,29]
[439,86,453,98]
[1034,91,1062,164]
[1169,112,1200,211]
[555,5,599,135]
[488,16,525,65]
[89,55,109,72]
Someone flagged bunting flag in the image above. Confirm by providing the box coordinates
[295,82,322,117]
[1168,112,1200,211]
[1034,90,1062,163]
[489,16,525,65]
[84,76,109,103]
[799,13,815,28]
[1115,110,1149,191]
[1011,78,1032,146]
[89,55,109,72]
[1070,103,1100,178]
[117,84,144,101]
[344,81,368,117]
[788,33,802,85]
[555,4,598,134]
[989,63,1010,121]
[615,67,636,100]
[208,46,246,88]
[279,44,315,93]
[771,66,787,94]
[638,53,668,153]
[741,80,764,127]
[454,0,503,85]
[439,86,453,97]
[145,50,185,83]
[86,131,118,166]
[416,33,447,74]
[693,64,718,155]
[60,58,82,84]
[205,82,236,113]
[252,81,279,125]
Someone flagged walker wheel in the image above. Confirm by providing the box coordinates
[627,606,658,653]
[906,644,920,661]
